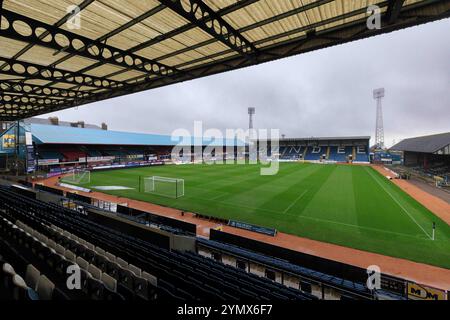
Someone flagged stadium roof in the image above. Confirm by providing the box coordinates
[28,123,245,147]
[24,117,101,129]
[257,136,371,142]
[0,0,449,120]
[391,132,450,153]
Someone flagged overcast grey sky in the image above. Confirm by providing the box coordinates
[45,18,450,148]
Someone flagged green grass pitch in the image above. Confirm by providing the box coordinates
[81,163,450,269]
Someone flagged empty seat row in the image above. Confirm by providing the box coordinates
[198,239,371,297]
[2,189,305,300]
[14,219,124,299]
[0,186,314,301]
[0,215,121,300]
[17,218,156,300]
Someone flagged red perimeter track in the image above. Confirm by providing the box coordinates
[38,165,450,291]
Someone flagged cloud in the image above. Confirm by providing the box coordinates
[44,19,450,148]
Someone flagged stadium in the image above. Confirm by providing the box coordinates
[0,0,449,306]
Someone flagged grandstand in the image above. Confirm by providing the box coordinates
[258,136,370,163]
[0,119,245,175]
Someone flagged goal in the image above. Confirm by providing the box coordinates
[61,169,90,185]
[142,176,184,199]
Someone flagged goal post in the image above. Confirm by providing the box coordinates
[142,176,184,199]
[60,169,90,185]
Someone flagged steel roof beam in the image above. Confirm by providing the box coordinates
[0,58,124,89]
[49,4,166,70]
[95,0,335,81]
[0,93,65,106]
[158,0,257,56]
[61,0,260,92]
[130,0,260,53]
[0,0,94,70]
[49,4,166,72]
[0,80,94,99]
[24,4,168,98]
[128,4,383,79]
[0,9,179,78]
[48,0,450,111]
[2,0,449,120]
[154,0,335,63]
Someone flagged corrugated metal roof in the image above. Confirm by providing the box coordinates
[0,0,448,120]
[30,123,245,147]
[391,132,450,153]
[24,117,101,129]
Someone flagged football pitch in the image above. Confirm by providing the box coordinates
[81,163,450,268]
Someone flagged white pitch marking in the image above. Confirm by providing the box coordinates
[191,194,429,240]
[283,190,308,214]
[365,167,432,239]
[296,214,431,241]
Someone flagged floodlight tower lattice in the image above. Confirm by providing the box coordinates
[373,88,385,149]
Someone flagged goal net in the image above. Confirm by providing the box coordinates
[143,176,184,199]
[61,169,90,185]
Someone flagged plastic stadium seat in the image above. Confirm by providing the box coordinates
[2,263,16,292]
[12,274,28,300]
[46,251,64,270]
[76,257,89,270]
[133,276,150,300]
[41,235,49,245]
[36,275,55,300]
[95,247,106,255]
[128,264,141,276]
[101,272,117,292]
[38,244,54,261]
[87,277,104,300]
[79,268,91,294]
[25,264,40,291]
[22,233,34,251]
[116,257,128,268]
[118,266,135,291]
[55,244,65,255]
[142,271,157,287]
[82,248,96,263]
[88,264,102,280]
[30,238,42,256]
[56,257,74,275]
[16,220,25,230]
[105,260,120,279]
[64,250,76,263]
[84,242,95,251]
[70,242,84,257]
[47,239,57,250]
[93,254,110,271]
[105,252,116,262]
